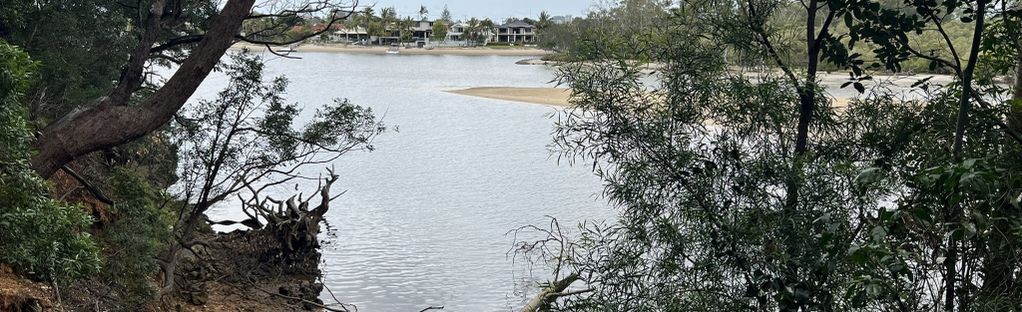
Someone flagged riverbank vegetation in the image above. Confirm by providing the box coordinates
[0,0,384,310]
[515,0,1022,311]
[537,0,998,75]
[4,0,1022,311]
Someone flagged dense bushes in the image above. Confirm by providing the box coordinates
[0,41,101,283]
[96,169,174,305]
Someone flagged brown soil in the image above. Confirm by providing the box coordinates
[0,266,55,311]
[158,226,334,312]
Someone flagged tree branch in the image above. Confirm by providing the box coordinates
[59,165,115,205]
[30,0,259,177]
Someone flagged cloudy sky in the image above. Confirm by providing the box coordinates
[355,0,602,21]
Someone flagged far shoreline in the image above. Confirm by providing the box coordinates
[232,43,554,56]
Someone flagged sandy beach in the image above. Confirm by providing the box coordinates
[448,87,571,106]
[234,43,553,56]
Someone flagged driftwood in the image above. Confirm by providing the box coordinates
[519,273,582,312]
[235,171,341,254]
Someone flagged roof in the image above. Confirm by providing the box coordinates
[333,26,368,35]
[498,20,534,28]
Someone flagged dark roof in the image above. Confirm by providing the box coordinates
[499,20,534,28]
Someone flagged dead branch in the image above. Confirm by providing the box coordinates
[59,165,115,205]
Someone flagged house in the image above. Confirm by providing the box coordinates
[551,15,573,24]
[409,20,434,41]
[496,20,535,43]
[448,22,466,41]
[332,26,369,43]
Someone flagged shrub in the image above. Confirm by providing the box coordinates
[97,169,174,306]
[0,40,101,284]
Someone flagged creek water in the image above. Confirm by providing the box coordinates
[186,51,615,311]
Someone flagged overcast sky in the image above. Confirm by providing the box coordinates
[355,0,602,21]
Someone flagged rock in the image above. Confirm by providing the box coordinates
[515,58,556,66]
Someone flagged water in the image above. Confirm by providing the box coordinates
[186,52,615,311]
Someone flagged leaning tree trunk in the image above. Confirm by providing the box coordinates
[29,0,256,177]
[519,273,579,312]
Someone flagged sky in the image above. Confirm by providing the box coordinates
[355,0,602,21]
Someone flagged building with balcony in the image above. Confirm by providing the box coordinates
[496,20,535,43]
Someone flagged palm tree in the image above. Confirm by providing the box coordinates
[418,5,429,21]
[480,18,495,44]
[466,17,481,46]
[380,7,397,39]
[537,11,552,30]
[359,7,375,44]
[400,16,415,43]
[380,7,397,21]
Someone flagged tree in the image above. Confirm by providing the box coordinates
[160,52,384,296]
[517,0,1022,311]
[419,5,429,21]
[369,20,386,44]
[359,6,376,43]
[537,11,553,30]
[480,18,496,43]
[440,5,453,24]
[380,6,397,38]
[466,17,482,46]
[380,6,397,21]
[401,17,415,42]
[432,20,449,42]
[10,0,358,178]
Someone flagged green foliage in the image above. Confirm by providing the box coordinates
[432,20,449,41]
[173,51,384,208]
[535,0,1022,310]
[0,0,217,122]
[0,41,100,284]
[97,169,173,306]
[538,0,671,60]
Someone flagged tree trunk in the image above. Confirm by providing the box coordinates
[945,2,987,310]
[519,274,579,312]
[1015,50,1022,101]
[29,0,257,177]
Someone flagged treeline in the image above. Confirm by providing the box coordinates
[244,4,558,45]
[538,0,987,75]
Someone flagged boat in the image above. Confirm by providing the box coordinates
[275,43,299,54]
[386,44,400,54]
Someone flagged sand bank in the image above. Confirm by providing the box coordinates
[447,86,864,108]
[234,43,553,56]
[447,87,571,106]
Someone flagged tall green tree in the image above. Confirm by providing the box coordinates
[440,5,453,24]
[419,5,429,21]
[0,0,357,178]
[432,20,449,42]
[519,0,1022,311]
[537,11,553,30]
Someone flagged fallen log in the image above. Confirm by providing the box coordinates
[519,273,580,312]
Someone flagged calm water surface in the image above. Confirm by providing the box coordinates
[187,52,614,311]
